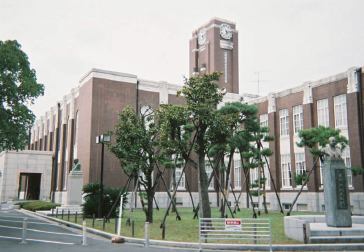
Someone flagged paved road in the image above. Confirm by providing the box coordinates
[1,204,363,252]
[0,207,214,252]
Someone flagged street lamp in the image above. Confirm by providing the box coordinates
[96,134,111,218]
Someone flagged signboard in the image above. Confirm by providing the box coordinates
[225,219,242,231]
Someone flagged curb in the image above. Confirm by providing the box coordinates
[18,209,364,251]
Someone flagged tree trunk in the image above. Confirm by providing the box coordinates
[146,190,153,223]
[197,132,211,219]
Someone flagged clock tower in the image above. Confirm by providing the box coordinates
[190,18,239,94]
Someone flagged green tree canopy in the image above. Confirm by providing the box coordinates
[107,105,167,223]
[0,40,44,150]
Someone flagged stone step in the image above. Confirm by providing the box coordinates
[309,235,364,244]
[309,223,364,237]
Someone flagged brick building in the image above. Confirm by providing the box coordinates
[23,18,364,214]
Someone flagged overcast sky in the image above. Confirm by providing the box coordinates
[1,0,363,118]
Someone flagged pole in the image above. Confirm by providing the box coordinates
[144,222,149,247]
[98,142,105,218]
[82,220,87,245]
[20,218,27,244]
[117,196,123,236]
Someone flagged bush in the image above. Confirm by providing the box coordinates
[293,173,308,185]
[16,201,60,211]
[81,182,128,218]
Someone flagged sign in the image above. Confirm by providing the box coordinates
[335,169,348,209]
[225,219,242,231]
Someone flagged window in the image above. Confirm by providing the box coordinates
[293,105,303,133]
[260,114,268,127]
[171,154,185,190]
[263,158,271,189]
[279,109,289,136]
[140,105,154,129]
[260,114,268,135]
[74,111,79,158]
[205,161,214,189]
[334,94,347,127]
[281,154,291,187]
[317,99,329,127]
[175,168,185,189]
[342,147,353,188]
[234,159,241,189]
[250,166,259,186]
[295,152,306,175]
[224,51,227,83]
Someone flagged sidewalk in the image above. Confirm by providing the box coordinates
[3,200,364,251]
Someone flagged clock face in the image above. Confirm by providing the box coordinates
[198,28,207,46]
[220,23,232,40]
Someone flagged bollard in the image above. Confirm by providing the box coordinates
[62,209,64,219]
[68,210,70,221]
[82,220,87,245]
[145,222,149,247]
[162,223,165,240]
[52,208,54,216]
[75,212,78,223]
[103,216,106,230]
[56,209,58,218]
[20,218,27,244]
[132,220,134,237]
[303,223,307,244]
[92,214,95,227]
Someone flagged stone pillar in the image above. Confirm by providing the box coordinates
[322,158,352,227]
[66,170,83,205]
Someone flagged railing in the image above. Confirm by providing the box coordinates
[199,218,272,252]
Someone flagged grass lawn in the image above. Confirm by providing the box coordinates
[51,207,323,244]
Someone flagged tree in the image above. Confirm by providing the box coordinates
[0,40,44,150]
[107,105,166,223]
[158,72,226,218]
[286,126,351,216]
[81,182,128,217]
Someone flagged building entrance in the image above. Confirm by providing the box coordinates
[18,173,41,200]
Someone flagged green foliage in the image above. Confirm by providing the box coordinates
[81,182,128,218]
[108,105,164,222]
[250,190,263,197]
[350,166,364,176]
[296,126,348,157]
[138,191,148,200]
[16,201,60,211]
[0,40,44,150]
[293,173,308,185]
[164,161,176,169]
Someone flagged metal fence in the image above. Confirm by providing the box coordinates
[199,218,272,252]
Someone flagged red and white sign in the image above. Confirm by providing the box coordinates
[225,219,242,231]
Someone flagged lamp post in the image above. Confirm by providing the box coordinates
[96,134,111,218]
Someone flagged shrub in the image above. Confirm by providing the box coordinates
[81,182,128,218]
[16,201,60,211]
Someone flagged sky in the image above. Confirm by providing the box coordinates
[1,0,364,119]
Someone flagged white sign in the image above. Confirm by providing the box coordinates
[225,219,242,231]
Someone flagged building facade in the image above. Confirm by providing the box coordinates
[23,18,364,214]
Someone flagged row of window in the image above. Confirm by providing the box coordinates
[277,94,347,137]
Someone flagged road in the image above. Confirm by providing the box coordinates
[0,208,200,252]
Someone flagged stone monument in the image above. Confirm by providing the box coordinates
[67,159,83,205]
[321,137,352,227]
